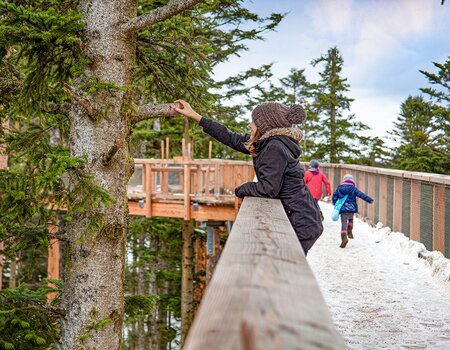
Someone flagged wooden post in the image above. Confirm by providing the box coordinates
[205,164,210,196]
[160,140,164,160]
[367,174,376,222]
[47,222,60,302]
[181,220,195,346]
[357,171,366,218]
[208,141,212,160]
[9,257,16,289]
[144,163,152,218]
[165,137,169,160]
[195,231,207,309]
[393,178,403,233]
[379,175,388,225]
[433,185,445,253]
[182,138,186,160]
[214,163,220,195]
[184,162,191,220]
[410,181,421,242]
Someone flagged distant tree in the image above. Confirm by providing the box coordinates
[309,47,370,163]
[279,68,317,157]
[390,95,449,173]
[350,136,390,167]
[419,57,450,157]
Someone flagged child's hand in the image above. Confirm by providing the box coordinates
[173,99,203,122]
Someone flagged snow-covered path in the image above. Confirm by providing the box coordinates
[308,202,450,350]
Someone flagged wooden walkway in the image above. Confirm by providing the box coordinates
[128,158,254,221]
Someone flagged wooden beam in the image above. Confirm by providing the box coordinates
[166,137,169,160]
[410,181,421,242]
[184,162,191,220]
[367,174,376,222]
[144,163,152,218]
[393,178,403,233]
[433,185,445,253]
[379,175,388,225]
[184,197,345,350]
[47,222,59,302]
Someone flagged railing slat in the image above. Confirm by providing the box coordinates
[184,197,345,350]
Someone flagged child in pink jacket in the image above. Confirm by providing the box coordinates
[305,160,331,201]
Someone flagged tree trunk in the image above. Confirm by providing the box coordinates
[181,220,194,346]
[329,49,337,163]
[9,256,16,289]
[137,233,146,350]
[61,1,137,349]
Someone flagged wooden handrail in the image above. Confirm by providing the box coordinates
[184,197,345,350]
[303,162,450,185]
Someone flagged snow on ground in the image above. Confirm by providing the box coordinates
[308,202,450,350]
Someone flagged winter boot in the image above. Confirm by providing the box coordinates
[340,230,348,248]
[347,222,354,239]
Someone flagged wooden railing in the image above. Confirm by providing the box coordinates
[128,159,254,221]
[184,197,345,350]
[315,163,450,258]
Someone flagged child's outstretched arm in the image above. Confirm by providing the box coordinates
[173,99,250,154]
[355,188,373,203]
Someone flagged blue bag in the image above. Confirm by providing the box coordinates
[331,194,349,221]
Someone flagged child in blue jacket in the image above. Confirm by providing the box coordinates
[332,174,373,248]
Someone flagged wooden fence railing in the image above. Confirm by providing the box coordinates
[128,159,254,221]
[315,163,450,258]
[184,197,345,350]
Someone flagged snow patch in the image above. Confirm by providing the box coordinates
[369,222,450,286]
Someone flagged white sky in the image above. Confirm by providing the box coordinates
[213,0,450,145]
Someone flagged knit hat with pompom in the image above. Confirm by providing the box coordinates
[251,102,306,135]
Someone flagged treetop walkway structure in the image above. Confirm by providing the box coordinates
[0,151,449,349]
[126,157,449,258]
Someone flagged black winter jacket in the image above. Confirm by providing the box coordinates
[199,117,323,253]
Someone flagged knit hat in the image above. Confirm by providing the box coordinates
[309,159,319,169]
[252,102,307,135]
[343,174,354,181]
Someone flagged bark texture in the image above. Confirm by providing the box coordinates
[60,1,204,348]
[181,220,195,346]
[61,1,137,349]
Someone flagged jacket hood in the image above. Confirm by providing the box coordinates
[254,127,302,158]
[338,183,355,195]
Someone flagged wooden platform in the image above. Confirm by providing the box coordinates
[128,159,254,221]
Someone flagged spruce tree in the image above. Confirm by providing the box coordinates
[0,1,283,348]
[390,95,448,173]
[309,47,369,163]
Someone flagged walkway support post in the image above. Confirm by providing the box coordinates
[184,197,345,350]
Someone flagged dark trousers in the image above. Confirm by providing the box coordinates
[340,212,354,231]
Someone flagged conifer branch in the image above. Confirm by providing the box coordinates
[63,83,94,118]
[121,0,205,34]
[101,139,122,166]
[133,102,181,124]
